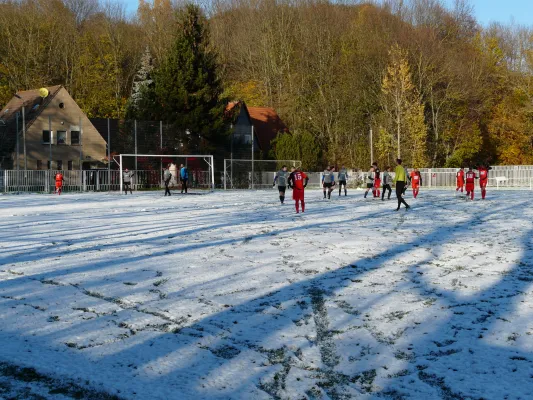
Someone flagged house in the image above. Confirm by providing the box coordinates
[0,85,107,170]
[226,101,288,159]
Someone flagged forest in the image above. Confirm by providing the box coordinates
[0,0,532,169]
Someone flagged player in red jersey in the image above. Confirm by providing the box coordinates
[372,162,381,198]
[288,167,309,214]
[410,168,422,198]
[465,167,477,200]
[456,167,465,193]
[55,172,64,195]
[476,165,492,200]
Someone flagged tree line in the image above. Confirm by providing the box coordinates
[1,0,532,169]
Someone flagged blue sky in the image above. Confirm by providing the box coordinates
[122,0,533,26]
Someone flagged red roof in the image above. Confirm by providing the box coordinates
[226,101,288,153]
[247,106,288,152]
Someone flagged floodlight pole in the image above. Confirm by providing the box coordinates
[370,127,373,165]
[79,117,83,190]
[14,94,27,171]
[15,112,19,171]
[48,115,52,170]
[107,118,111,191]
[160,121,163,184]
[119,154,123,194]
[251,125,254,190]
[22,105,26,171]
[134,120,138,172]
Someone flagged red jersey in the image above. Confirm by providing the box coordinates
[410,171,421,186]
[55,173,64,183]
[478,167,489,182]
[457,170,465,182]
[465,171,476,184]
[291,171,308,190]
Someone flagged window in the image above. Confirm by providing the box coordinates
[68,161,73,171]
[244,134,252,144]
[57,131,67,145]
[71,131,80,145]
[57,160,63,170]
[37,160,42,170]
[42,130,52,144]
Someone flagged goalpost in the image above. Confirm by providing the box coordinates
[114,154,215,193]
[223,159,302,190]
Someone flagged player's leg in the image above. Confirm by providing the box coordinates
[279,186,286,204]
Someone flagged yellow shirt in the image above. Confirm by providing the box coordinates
[394,165,407,182]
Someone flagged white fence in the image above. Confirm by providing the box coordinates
[223,166,533,190]
[0,169,212,193]
[2,166,533,193]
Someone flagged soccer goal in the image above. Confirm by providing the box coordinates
[223,159,302,190]
[114,154,215,193]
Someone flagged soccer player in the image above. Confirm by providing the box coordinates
[393,159,410,211]
[55,172,64,195]
[381,167,392,200]
[364,166,375,198]
[456,167,465,193]
[180,164,188,194]
[477,164,492,200]
[465,167,477,200]
[288,167,309,213]
[273,165,289,204]
[410,168,422,198]
[337,165,348,196]
[123,168,134,195]
[163,165,172,196]
[372,162,381,198]
[322,166,335,199]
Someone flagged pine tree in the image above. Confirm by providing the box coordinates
[125,47,155,120]
[151,4,226,151]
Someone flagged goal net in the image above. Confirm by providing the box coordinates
[114,154,215,193]
[223,159,302,189]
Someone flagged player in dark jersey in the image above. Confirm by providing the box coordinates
[322,166,335,199]
[465,167,477,200]
[337,165,348,196]
[381,167,392,200]
[364,166,375,199]
[273,165,289,204]
[288,167,309,213]
[476,164,492,200]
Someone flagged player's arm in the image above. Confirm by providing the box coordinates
[419,174,422,186]
[273,173,278,187]
[288,173,294,189]
[304,176,309,188]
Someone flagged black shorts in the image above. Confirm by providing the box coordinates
[339,180,347,186]
[323,182,333,189]
[278,185,286,194]
[366,183,373,189]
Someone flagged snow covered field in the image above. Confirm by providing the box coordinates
[0,188,532,400]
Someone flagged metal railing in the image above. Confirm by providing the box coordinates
[0,169,212,193]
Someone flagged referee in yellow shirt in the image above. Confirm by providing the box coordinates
[393,159,410,211]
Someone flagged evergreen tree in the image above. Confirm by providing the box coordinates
[125,47,155,120]
[151,4,226,151]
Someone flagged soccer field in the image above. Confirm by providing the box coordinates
[0,189,532,399]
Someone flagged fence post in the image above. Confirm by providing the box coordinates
[428,169,432,188]
[45,170,50,193]
[79,117,83,191]
[107,118,111,192]
[223,159,227,190]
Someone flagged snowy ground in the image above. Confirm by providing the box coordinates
[0,188,532,400]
